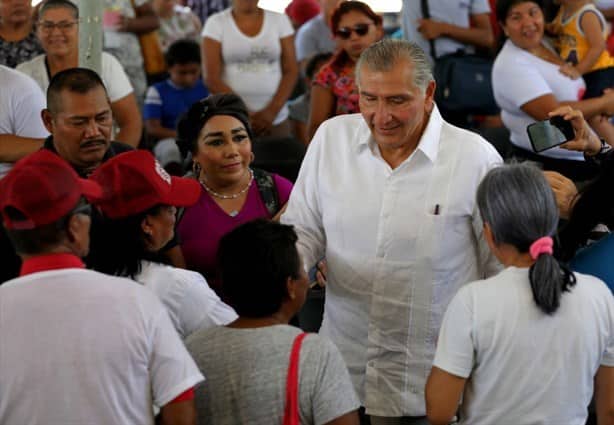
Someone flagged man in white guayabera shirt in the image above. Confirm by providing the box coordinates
[281,39,502,425]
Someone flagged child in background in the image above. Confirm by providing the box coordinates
[144,39,208,174]
[549,0,614,144]
[288,52,332,145]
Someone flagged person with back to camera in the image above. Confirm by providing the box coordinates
[425,163,614,425]
[175,93,293,293]
[185,219,360,425]
[307,0,384,141]
[492,0,614,181]
[88,150,237,339]
[0,150,203,425]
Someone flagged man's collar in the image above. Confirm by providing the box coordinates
[357,105,444,163]
[43,136,133,177]
[20,253,85,277]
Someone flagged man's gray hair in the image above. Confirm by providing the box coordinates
[356,38,434,92]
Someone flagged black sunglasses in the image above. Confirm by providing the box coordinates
[335,23,373,40]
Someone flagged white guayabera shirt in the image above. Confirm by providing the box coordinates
[281,106,502,416]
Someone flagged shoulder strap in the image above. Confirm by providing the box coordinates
[282,332,308,425]
[420,0,437,59]
[252,168,281,218]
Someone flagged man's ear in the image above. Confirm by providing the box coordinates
[425,80,436,113]
[65,214,88,249]
[286,276,297,301]
[41,109,54,134]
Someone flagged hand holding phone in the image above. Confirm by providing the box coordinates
[527,115,576,153]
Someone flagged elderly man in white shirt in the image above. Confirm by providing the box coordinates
[281,39,502,424]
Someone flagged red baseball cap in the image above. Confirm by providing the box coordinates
[285,0,321,27]
[0,150,103,230]
[90,150,201,219]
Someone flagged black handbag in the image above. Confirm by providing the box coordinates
[420,0,499,115]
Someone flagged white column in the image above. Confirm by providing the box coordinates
[78,0,103,75]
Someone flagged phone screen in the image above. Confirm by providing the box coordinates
[527,119,573,153]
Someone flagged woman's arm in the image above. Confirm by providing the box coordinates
[417,13,494,50]
[307,85,336,142]
[111,93,143,147]
[521,91,614,121]
[251,35,299,134]
[595,365,614,425]
[425,366,466,425]
[118,1,160,35]
[202,37,235,94]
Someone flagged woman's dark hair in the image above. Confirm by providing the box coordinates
[87,205,164,279]
[176,93,253,158]
[558,155,614,261]
[329,1,382,70]
[217,219,301,318]
[477,164,576,315]
[39,0,79,20]
[330,1,382,34]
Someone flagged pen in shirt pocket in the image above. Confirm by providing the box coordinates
[433,204,441,215]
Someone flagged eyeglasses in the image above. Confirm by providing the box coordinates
[38,20,78,33]
[335,23,373,40]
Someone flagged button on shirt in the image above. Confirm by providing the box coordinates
[281,107,502,416]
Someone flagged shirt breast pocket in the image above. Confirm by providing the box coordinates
[429,213,473,274]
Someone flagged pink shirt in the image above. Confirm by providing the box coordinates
[177,173,293,292]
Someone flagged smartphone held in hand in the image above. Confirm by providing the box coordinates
[527,116,575,153]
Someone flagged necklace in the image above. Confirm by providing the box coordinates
[199,168,254,200]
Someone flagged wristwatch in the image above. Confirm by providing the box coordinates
[584,138,612,162]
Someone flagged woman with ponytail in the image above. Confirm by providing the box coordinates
[425,163,614,425]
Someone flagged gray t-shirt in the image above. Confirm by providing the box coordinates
[185,324,360,424]
[402,0,490,63]
[295,15,337,62]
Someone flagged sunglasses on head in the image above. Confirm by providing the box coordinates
[335,23,372,40]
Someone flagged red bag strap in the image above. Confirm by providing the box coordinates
[282,332,308,425]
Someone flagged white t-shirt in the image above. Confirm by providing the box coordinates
[17,52,134,103]
[0,268,204,425]
[433,267,614,425]
[492,39,586,160]
[202,8,294,124]
[134,260,238,339]
[0,65,49,178]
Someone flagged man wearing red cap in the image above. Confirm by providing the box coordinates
[0,150,203,425]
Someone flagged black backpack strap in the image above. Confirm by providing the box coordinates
[420,0,437,60]
[252,168,280,218]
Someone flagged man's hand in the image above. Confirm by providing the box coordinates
[417,18,446,40]
[310,259,327,288]
[543,170,578,219]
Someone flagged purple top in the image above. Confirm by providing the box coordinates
[177,173,293,291]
